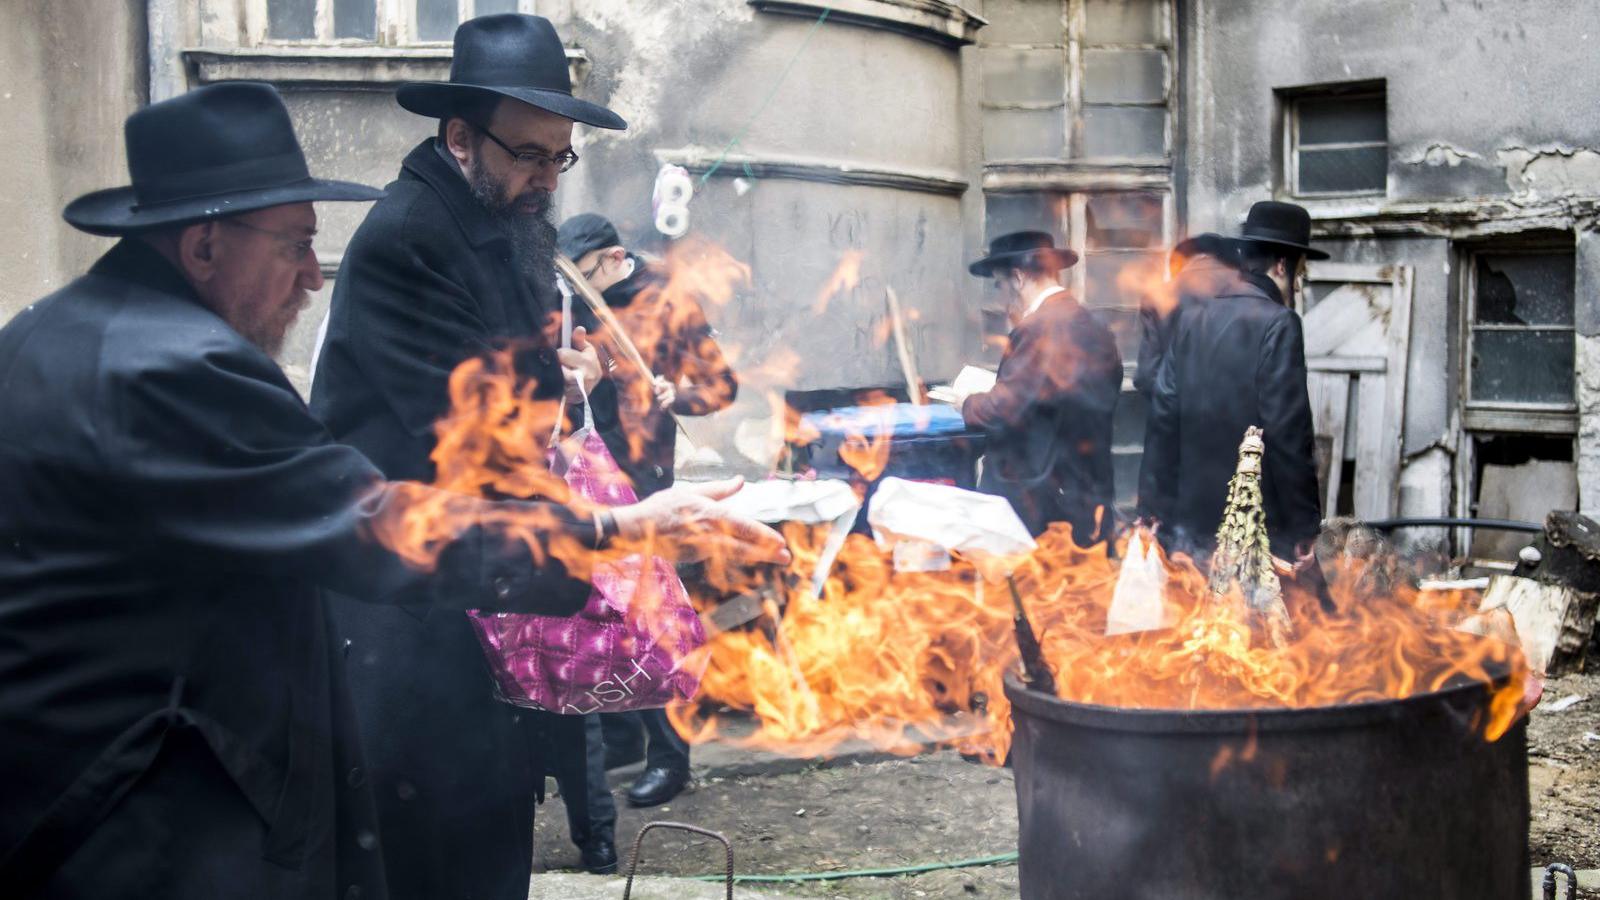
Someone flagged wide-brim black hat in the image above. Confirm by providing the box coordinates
[1235,200,1330,260]
[968,230,1079,278]
[64,82,383,237]
[397,14,626,130]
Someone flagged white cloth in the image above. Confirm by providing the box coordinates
[1025,284,1068,319]
[867,477,1036,565]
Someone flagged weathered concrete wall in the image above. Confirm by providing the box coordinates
[551,1,976,471]
[1185,0,1600,527]
[1184,0,1600,230]
[0,0,146,319]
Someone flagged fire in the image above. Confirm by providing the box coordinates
[366,234,1528,772]
[812,250,865,315]
[671,523,1529,765]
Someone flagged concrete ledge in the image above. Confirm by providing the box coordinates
[655,146,968,197]
[984,161,1173,192]
[748,0,986,48]
[184,45,587,88]
[1306,196,1600,238]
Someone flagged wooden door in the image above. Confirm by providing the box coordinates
[1299,263,1415,521]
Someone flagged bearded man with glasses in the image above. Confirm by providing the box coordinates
[310,13,641,896]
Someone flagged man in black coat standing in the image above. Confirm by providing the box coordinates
[309,13,643,889]
[557,214,741,809]
[0,82,787,900]
[1139,201,1326,560]
[960,232,1123,545]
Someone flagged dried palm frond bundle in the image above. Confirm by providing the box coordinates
[1208,427,1293,647]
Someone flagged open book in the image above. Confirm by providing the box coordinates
[927,365,997,406]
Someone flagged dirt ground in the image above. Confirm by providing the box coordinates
[535,752,1021,898]
[1527,670,1600,870]
[532,670,1600,897]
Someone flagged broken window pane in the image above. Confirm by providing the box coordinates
[268,0,316,40]
[1081,105,1166,158]
[984,107,1067,160]
[1086,193,1163,249]
[476,0,522,15]
[984,192,1068,243]
[1085,0,1164,44]
[334,0,375,40]
[1470,330,1575,405]
[1473,253,1575,326]
[1082,49,1166,104]
[1298,146,1386,194]
[980,0,1067,45]
[416,0,459,41]
[1297,96,1386,146]
[981,48,1067,105]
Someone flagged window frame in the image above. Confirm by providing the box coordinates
[1459,241,1578,435]
[977,0,1175,165]
[1280,83,1388,200]
[251,0,542,47]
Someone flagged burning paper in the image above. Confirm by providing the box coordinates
[717,478,859,598]
[866,477,1035,577]
[1105,529,1170,636]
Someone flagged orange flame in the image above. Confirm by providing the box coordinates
[813,250,865,315]
[672,524,1528,765]
[368,234,1528,775]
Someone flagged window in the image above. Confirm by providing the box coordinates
[1283,84,1388,197]
[978,0,1172,162]
[266,0,528,44]
[1465,248,1576,412]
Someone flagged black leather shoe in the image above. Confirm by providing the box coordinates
[626,766,689,807]
[578,836,618,875]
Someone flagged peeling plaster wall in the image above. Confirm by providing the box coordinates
[1577,229,1600,513]
[1185,0,1600,230]
[0,0,146,321]
[1185,0,1600,523]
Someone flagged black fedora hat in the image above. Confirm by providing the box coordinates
[1235,200,1330,260]
[63,82,382,237]
[968,231,1079,278]
[397,14,626,130]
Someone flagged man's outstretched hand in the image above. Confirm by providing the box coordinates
[611,477,791,566]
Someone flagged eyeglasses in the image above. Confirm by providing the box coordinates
[220,218,316,262]
[475,125,580,173]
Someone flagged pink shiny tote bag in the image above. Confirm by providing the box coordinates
[466,293,706,714]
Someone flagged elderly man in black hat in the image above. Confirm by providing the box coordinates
[308,13,650,889]
[960,231,1123,545]
[1138,200,1327,559]
[0,82,786,900]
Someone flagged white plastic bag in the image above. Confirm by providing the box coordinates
[1105,531,1169,636]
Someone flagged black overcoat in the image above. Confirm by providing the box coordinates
[1137,268,1323,558]
[0,240,595,899]
[597,256,738,498]
[309,140,615,900]
[962,293,1122,544]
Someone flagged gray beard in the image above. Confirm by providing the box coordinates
[469,163,558,289]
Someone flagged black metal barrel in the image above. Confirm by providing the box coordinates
[1004,672,1528,899]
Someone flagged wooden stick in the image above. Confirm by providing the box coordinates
[884,287,924,405]
[554,254,692,440]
